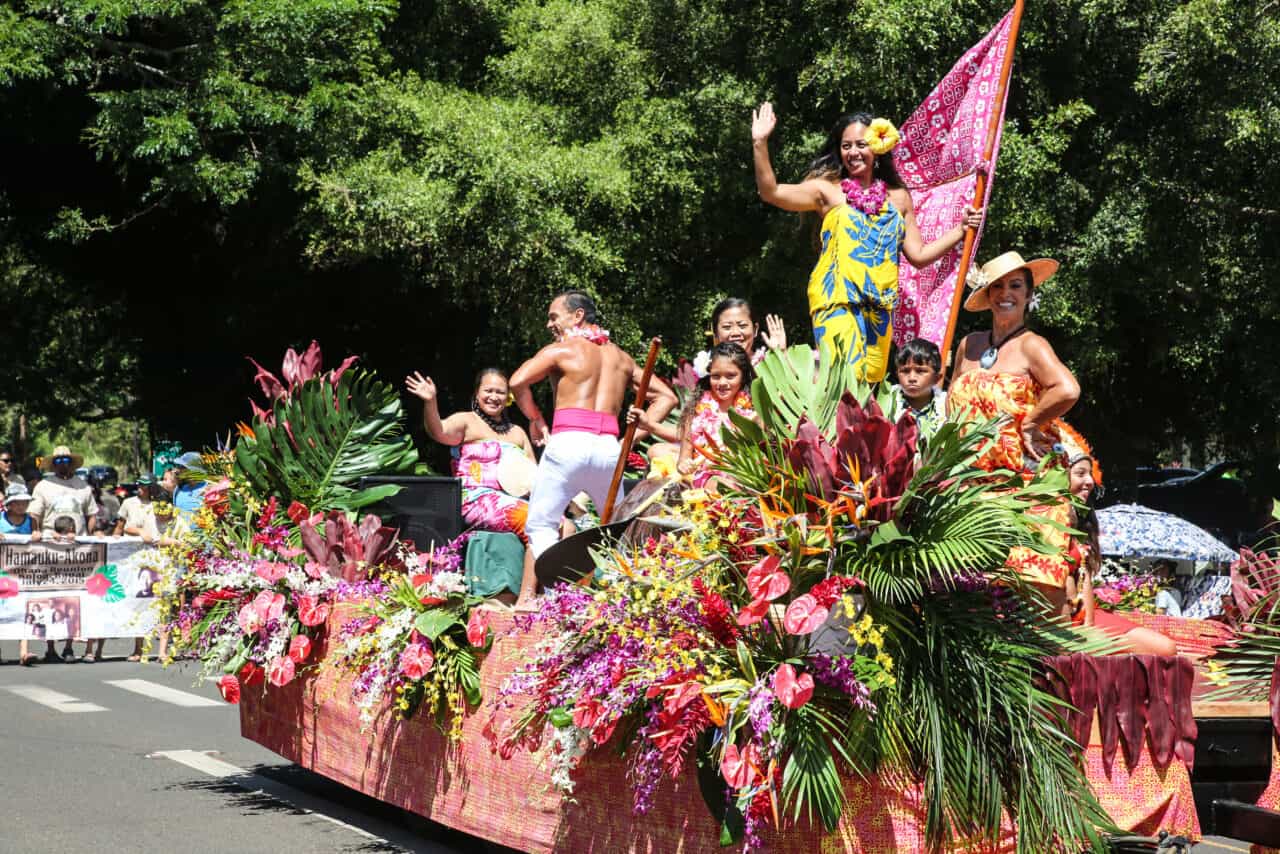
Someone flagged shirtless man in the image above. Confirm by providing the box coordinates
[509,291,677,606]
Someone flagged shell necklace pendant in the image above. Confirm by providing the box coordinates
[980,325,1027,369]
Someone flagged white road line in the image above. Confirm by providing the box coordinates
[105,679,223,708]
[5,685,108,713]
[150,750,411,849]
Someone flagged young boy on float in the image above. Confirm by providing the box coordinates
[887,337,947,444]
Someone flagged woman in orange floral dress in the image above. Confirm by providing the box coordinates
[948,251,1081,614]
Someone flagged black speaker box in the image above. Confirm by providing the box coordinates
[358,476,462,550]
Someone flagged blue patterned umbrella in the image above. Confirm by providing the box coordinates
[1096,503,1238,563]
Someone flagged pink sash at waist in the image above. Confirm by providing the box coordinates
[551,408,619,436]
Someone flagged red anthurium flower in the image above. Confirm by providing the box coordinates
[572,698,605,730]
[85,573,112,597]
[466,609,491,647]
[287,634,312,664]
[217,675,241,704]
[720,742,762,789]
[399,643,434,680]
[783,594,829,636]
[735,596,771,627]
[662,681,703,717]
[0,576,18,598]
[745,555,791,602]
[771,663,814,710]
[239,662,265,686]
[267,656,295,687]
[296,595,330,627]
[410,572,433,588]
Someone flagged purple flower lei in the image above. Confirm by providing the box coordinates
[839,178,888,217]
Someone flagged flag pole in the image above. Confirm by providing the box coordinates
[601,337,662,525]
[940,0,1027,380]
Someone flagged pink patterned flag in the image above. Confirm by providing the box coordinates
[892,9,1017,350]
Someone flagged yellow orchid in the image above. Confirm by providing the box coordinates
[864,117,900,155]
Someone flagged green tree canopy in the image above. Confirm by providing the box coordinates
[0,0,1276,495]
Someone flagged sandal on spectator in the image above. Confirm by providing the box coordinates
[21,654,38,666]
[61,646,75,661]
[44,649,61,663]
[79,653,98,663]
[126,654,142,662]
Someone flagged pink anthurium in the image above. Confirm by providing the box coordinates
[252,590,286,623]
[771,663,814,710]
[783,594,829,636]
[267,656,296,687]
[466,609,491,647]
[399,643,434,680]
[746,555,791,602]
[236,603,262,635]
[254,562,287,584]
[720,742,762,788]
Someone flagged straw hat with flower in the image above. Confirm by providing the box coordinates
[964,251,1060,312]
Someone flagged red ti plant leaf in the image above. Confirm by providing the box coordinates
[786,418,839,501]
[248,358,287,402]
[1068,655,1099,751]
[834,393,918,520]
[1171,657,1198,769]
[1096,658,1121,775]
[1270,659,1280,751]
[328,355,359,385]
[300,510,399,581]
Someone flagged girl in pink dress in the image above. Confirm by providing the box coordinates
[676,343,759,489]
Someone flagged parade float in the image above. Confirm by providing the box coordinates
[140,337,1280,854]
[132,0,1280,848]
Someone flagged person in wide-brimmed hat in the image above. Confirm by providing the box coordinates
[946,250,1082,618]
[29,445,97,541]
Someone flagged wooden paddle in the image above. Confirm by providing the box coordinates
[600,336,661,524]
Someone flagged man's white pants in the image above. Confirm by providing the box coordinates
[527,431,620,558]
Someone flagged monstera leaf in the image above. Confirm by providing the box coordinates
[234,369,417,512]
[751,345,879,438]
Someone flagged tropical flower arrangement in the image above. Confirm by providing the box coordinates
[1093,572,1162,613]
[158,342,423,704]
[159,492,347,700]
[490,347,1112,853]
[328,538,493,734]
[490,492,892,848]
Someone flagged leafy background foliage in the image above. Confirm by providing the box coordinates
[0,0,1277,492]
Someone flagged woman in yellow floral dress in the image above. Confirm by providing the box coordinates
[751,102,983,382]
[948,251,1082,611]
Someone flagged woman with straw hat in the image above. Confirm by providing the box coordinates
[948,251,1080,470]
[948,251,1081,612]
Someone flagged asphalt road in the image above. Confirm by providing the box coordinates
[0,638,503,854]
[0,639,1262,854]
